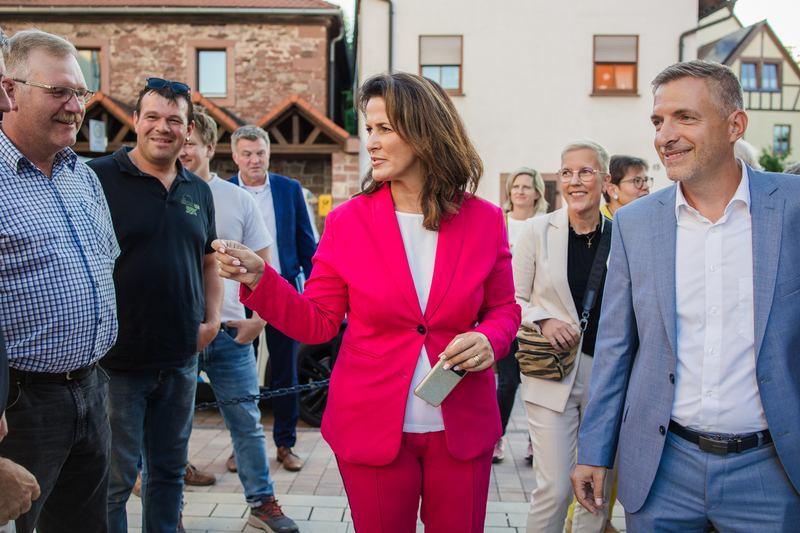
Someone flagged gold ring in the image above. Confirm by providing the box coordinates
[473,355,481,366]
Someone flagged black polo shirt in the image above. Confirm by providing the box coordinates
[88,147,216,371]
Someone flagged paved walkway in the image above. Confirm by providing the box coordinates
[126,390,626,532]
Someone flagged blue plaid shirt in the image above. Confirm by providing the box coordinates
[0,128,119,372]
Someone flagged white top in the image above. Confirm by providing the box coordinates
[396,212,444,433]
[673,161,767,434]
[239,172,282,275]
[208,174,274,323]
[507,215,527,255]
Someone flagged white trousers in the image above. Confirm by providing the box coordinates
[525,352,617,533]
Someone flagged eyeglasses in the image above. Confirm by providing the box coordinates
[12,79,94,104]
[619,176,654,189]
[146,77,191,95]
[557,167,604,183]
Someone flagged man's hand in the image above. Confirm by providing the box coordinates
[571,464,607,516]
[226,317,266,345]
[197,321,219,353]
[0,457,40,525]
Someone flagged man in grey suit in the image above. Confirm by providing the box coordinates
[572,60,800,531]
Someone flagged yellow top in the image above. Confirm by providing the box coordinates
[601,203,614,221]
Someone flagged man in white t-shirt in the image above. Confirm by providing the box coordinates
[179,112,298,533]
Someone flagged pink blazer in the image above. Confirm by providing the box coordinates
[241,184,521,466]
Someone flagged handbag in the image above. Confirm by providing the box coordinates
[515,216,612,381]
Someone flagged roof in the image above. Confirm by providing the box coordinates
[698,23,756,64]
[698,20,800,82]
[256,93,349,143]
[0,0,338,8]
[699,0,735,19]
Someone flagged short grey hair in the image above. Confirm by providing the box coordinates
[561,139,610,174]
[231,125,270,153]
[734,139,763,171]
[652,59,743,119]
[785,162,800,176]
[6,30,78,86]
[0,28,10,57]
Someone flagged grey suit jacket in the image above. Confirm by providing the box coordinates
[577,167,800,512]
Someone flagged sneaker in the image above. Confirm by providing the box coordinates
[184,462,216,486]
[524,441,533,464]
[492,439,505,463]
[248,495,299,532]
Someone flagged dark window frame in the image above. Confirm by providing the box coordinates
[592,35,639,96]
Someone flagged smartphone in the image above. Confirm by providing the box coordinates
[413,357,467,407]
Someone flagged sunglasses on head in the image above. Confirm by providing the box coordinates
[145,77,191,95]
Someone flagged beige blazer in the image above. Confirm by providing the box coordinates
[513,206,589,413]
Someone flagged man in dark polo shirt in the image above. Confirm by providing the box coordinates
[88,78,223,533]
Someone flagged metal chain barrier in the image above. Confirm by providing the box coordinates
[195,379,330,411]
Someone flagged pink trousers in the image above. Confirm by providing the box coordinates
[336,431,492,533]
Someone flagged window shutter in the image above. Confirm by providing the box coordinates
[594,36,637,63]
[420,36,462,66]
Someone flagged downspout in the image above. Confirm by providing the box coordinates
[329,17,345,121]
[679,3,737,62]
[378,0,393,72]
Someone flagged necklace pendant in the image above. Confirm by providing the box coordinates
[587,242,592,249]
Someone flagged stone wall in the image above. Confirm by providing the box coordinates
[2,21,329,123]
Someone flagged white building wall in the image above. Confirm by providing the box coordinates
[358,0,698,205]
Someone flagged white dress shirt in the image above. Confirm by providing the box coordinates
[395,212,445,433]
[240,172,282,275]
[673,161,768,434]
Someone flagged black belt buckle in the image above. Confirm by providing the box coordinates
[698,435,738,455]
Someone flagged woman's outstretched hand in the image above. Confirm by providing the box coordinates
[212,239,266,291]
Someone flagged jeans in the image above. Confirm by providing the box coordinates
[104,356,198,533]
[264,323,299,448]
[199,327,274,505]
[0,366,111,533]
[496,339,521,436]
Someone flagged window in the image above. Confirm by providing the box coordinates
[740,59,781,92]
[774,125,791,154]
[187,40,236,105]
[741,62,758,91]
[593,36,638,95]
[419,36,462,94]
[198,50,227,97]
[71,39,109,94]
[76,49,101,92]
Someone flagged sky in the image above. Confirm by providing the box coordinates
[325,0,799,60]
[735,0,800,60]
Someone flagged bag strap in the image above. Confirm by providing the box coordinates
[579,215,612,332]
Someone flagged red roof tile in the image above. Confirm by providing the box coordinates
[1,0,339,9]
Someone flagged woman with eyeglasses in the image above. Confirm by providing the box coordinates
[513,140,617,533]
[601,155,651,219]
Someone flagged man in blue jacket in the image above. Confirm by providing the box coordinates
[572,60,800,531]
[228,125,317,471]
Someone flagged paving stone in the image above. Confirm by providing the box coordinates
[210,503,248,518]
[309,506,345,521]
[182,502,217,516]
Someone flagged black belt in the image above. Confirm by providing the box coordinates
[668,420,772,455]
[9,362,98,384]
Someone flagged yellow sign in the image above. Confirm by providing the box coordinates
[318,194,333,216]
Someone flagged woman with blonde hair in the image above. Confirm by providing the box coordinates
[213,72,520,532]
[494,167,548,463]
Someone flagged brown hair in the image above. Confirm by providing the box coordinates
[604,155,648,203]
[356,72,483,231]
[192,109,218,148]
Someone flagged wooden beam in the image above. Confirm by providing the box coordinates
[270,144,341,154]
[292,114,300,145]
[270,126,288,145]
[304,126,322,145]
[111,126,130,144]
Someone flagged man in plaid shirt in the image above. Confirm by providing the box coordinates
[0,29,118,533]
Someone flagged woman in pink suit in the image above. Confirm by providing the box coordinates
[212,72,521,532]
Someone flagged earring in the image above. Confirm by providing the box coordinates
[613,194,619,200]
